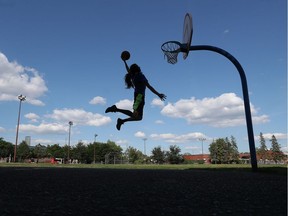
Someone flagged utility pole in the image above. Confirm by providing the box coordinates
[94,134,98,164]
[199,137,206,159]
[14,95,26,162]
[68,121,73,163]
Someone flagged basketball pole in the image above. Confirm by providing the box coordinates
[188,45,258,171]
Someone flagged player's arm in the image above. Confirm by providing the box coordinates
[146,82,166,101]
[123,60,130,73]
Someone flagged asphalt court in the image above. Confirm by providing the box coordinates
[0,167,286,215]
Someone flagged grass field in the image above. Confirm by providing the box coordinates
[0,162,287,175]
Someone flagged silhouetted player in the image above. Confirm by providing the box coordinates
[105,52,166,130]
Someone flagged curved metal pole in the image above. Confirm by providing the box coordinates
[14,99,22,162]
[189,45,258,171]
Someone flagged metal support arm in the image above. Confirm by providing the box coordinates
[189,45,258,171]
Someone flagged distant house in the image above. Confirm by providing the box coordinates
[183,154,211,163]
[183,151,287,164]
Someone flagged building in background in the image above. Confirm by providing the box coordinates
[25,136,31,146]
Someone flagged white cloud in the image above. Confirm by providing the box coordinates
[134,131,146,138]
[151,98,165,108]
[46,108,111,126]
[161,93,269,127]
[0,52,47,106]
[155,120,164,124]
[33,139,56,145]
[89,96,106,105]
[115,99,133,110]
[20,123,68,134]
[115,139,129,145]
[18,108,112,135]
[254,133,287,140]
[25,113,40,122]
[150,132,207,144]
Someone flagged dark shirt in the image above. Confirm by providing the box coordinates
[132,72,148,95]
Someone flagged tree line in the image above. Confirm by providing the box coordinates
[257,132,286,164]
[0,137,183,164]
[0,133,285,164]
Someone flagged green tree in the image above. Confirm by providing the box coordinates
[86,143,98,164]
[211,139,228,164]
[47,144,64,158]
[151,146,165,164]
[230,136,240,163]
[270,135,285,163]
[126,146,143,164]
[209,138,238,164]
[166,145,183,164]
[72,141,88,163]
[17,141,31,161]
[100,140,123,163]
[257,132,268,163]
[0,137,14,158]
[33,143,47,160]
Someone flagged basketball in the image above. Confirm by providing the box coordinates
[121,50,130,61]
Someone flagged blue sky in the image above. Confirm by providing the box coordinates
[0,0,286,155]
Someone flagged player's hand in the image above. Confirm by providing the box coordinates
[158,93,166,101]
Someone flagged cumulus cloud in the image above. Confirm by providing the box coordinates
[89,96,106,105]
[161,93,269,127]
[255,133,287,140]
[46,108,111,126]
[134,131,146,138]
[115,99,133,110]
[115,139,129,145]
[16,108,112,135]
[150,132,206,144]
[151,98,165,108]
[0,52,48,106]
[25,113,40,122]
[20,123,68,134]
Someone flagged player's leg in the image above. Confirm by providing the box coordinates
[105,105,134,117]
[116,100,144,130]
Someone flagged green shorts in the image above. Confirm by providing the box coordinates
[133,93,145,118]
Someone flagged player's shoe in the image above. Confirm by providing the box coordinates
[105,105,117,113]
[116,118,124,131]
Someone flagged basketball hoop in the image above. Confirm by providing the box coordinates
[161,13,193,64]
[161,41,183,64]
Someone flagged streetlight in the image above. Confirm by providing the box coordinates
[198,138,206,159]
[68,121,73,163]
[94,134,98,164]
[14,94,26,162]
[143,138,147,156]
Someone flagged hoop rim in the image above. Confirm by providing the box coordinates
[161,41,185,53]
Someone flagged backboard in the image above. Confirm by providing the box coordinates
[182,13,193,59]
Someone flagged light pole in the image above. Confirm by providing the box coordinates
[94,134,98,164]
[14,94,26,162]
[143,138,147,156]
[198,138,206,159]
[68,121,73,163]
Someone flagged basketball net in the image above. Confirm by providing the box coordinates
[161,41,181,64]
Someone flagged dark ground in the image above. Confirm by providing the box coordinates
[0,167,286,216]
